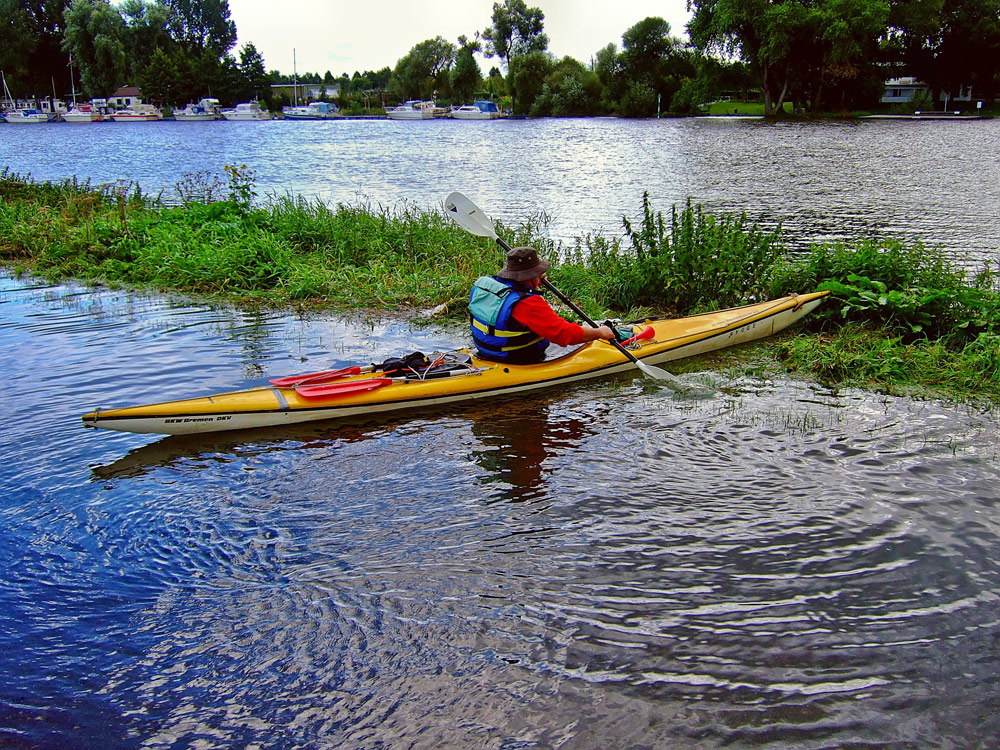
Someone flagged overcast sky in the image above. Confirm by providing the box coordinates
[226,0,692,76]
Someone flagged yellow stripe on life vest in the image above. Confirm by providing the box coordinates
[471,318,526,338]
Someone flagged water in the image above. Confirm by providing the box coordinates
[2,273,1000,748]
[2,117,999,264]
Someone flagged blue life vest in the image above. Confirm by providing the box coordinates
[468,276,548,363]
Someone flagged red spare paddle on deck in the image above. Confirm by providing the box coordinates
[294,378,394,399]
[269,366,363,387]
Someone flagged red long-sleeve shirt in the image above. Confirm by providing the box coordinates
[510,294,588,347]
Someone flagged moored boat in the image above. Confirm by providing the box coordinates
[451,100,502,120]
[81,291,828,436]
[111,103,162,121]
[2,108,49,123]
[62,104,104,122]
[1,71,48,123]
[282,100,341,119]
[385,100,435,120]
[174,98,221,121]
[221,100,272,120]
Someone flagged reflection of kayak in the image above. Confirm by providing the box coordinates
[82,291,828,436]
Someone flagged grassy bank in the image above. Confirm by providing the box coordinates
[2,168,999,404]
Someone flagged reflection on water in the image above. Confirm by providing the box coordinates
[2,276,1000,747]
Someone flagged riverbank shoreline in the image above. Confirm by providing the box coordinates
[2,169,998,406]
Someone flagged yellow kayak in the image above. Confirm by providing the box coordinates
[81,291,828,435]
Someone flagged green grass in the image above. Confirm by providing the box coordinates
[3,166,1000,405]
[705,100,793,116]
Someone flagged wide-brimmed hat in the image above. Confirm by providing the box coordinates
[497,246,550,281]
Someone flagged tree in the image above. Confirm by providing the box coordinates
[689,0,889,114]
[0,0,36,93]
[388,36,455,101]
[119,0,174,82]
[137,46,188,103]
[1,0,72,97]
[618,17,691,116]
[481,0,548,70]
[507,49,554,113]
[238,42,268,102]
[531,56,602,116]
[593,42,624,107]
[63,0,128,98]
[934,0,1000,102]
[162,0,236,56]
[451,34,483,103]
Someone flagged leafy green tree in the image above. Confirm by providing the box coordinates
[593,42,624,108]
[63,0,128,98]
[238,42,268,101]
[137,46,188,103]
[618,17,691,116]
[923,0,1000,102]
[2,0,72,97]
[507,49,554,113]
[621,17,674,83]
[0,0,36,92]
[481,0,548,69]
[388,36,455,100]
[451,34,483,103]
[162,0,236,56]
[531,56,602,116]
[689,0,889,114]
[119,0,174,82]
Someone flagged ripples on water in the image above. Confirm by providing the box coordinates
[1,117,998,265]
[2,276,1000,748]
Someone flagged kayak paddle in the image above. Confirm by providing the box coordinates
[294,378,393,399]
[269,365,368,387]
[444,192,708,392]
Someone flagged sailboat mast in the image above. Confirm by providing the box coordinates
[69,57,77,106]
[293,49,298,107]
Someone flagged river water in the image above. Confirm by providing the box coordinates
[2,273,1000,748]
[3,118,1000,747]
[1,116,999,264]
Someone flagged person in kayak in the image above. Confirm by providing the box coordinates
[469,246,617,364]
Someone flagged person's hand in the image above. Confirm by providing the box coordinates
[591,325,616,341]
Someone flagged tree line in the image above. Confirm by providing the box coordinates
[1,0,997,116]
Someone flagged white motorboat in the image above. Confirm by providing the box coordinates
[174,98,220,121]
[1,72,47,123]
[61,58,103,122]
[221,100,272,121]
[63,104,104,122]
[282,101,341,119]
[110,103,162,121]
[450,100,502,120]
[2,108,49,123]
[385,100,435,120]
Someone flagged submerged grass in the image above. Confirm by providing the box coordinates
[3,167,1000,404]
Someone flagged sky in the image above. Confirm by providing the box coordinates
[226,0,693,77]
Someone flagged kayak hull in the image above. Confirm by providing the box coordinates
[82,292,827,435]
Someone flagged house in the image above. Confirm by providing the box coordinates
[108,86,143,108]
[881,77,926,103]
[881,77,975,106]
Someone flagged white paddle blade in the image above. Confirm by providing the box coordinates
[635,358,714,395]
[445,192,499,240]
